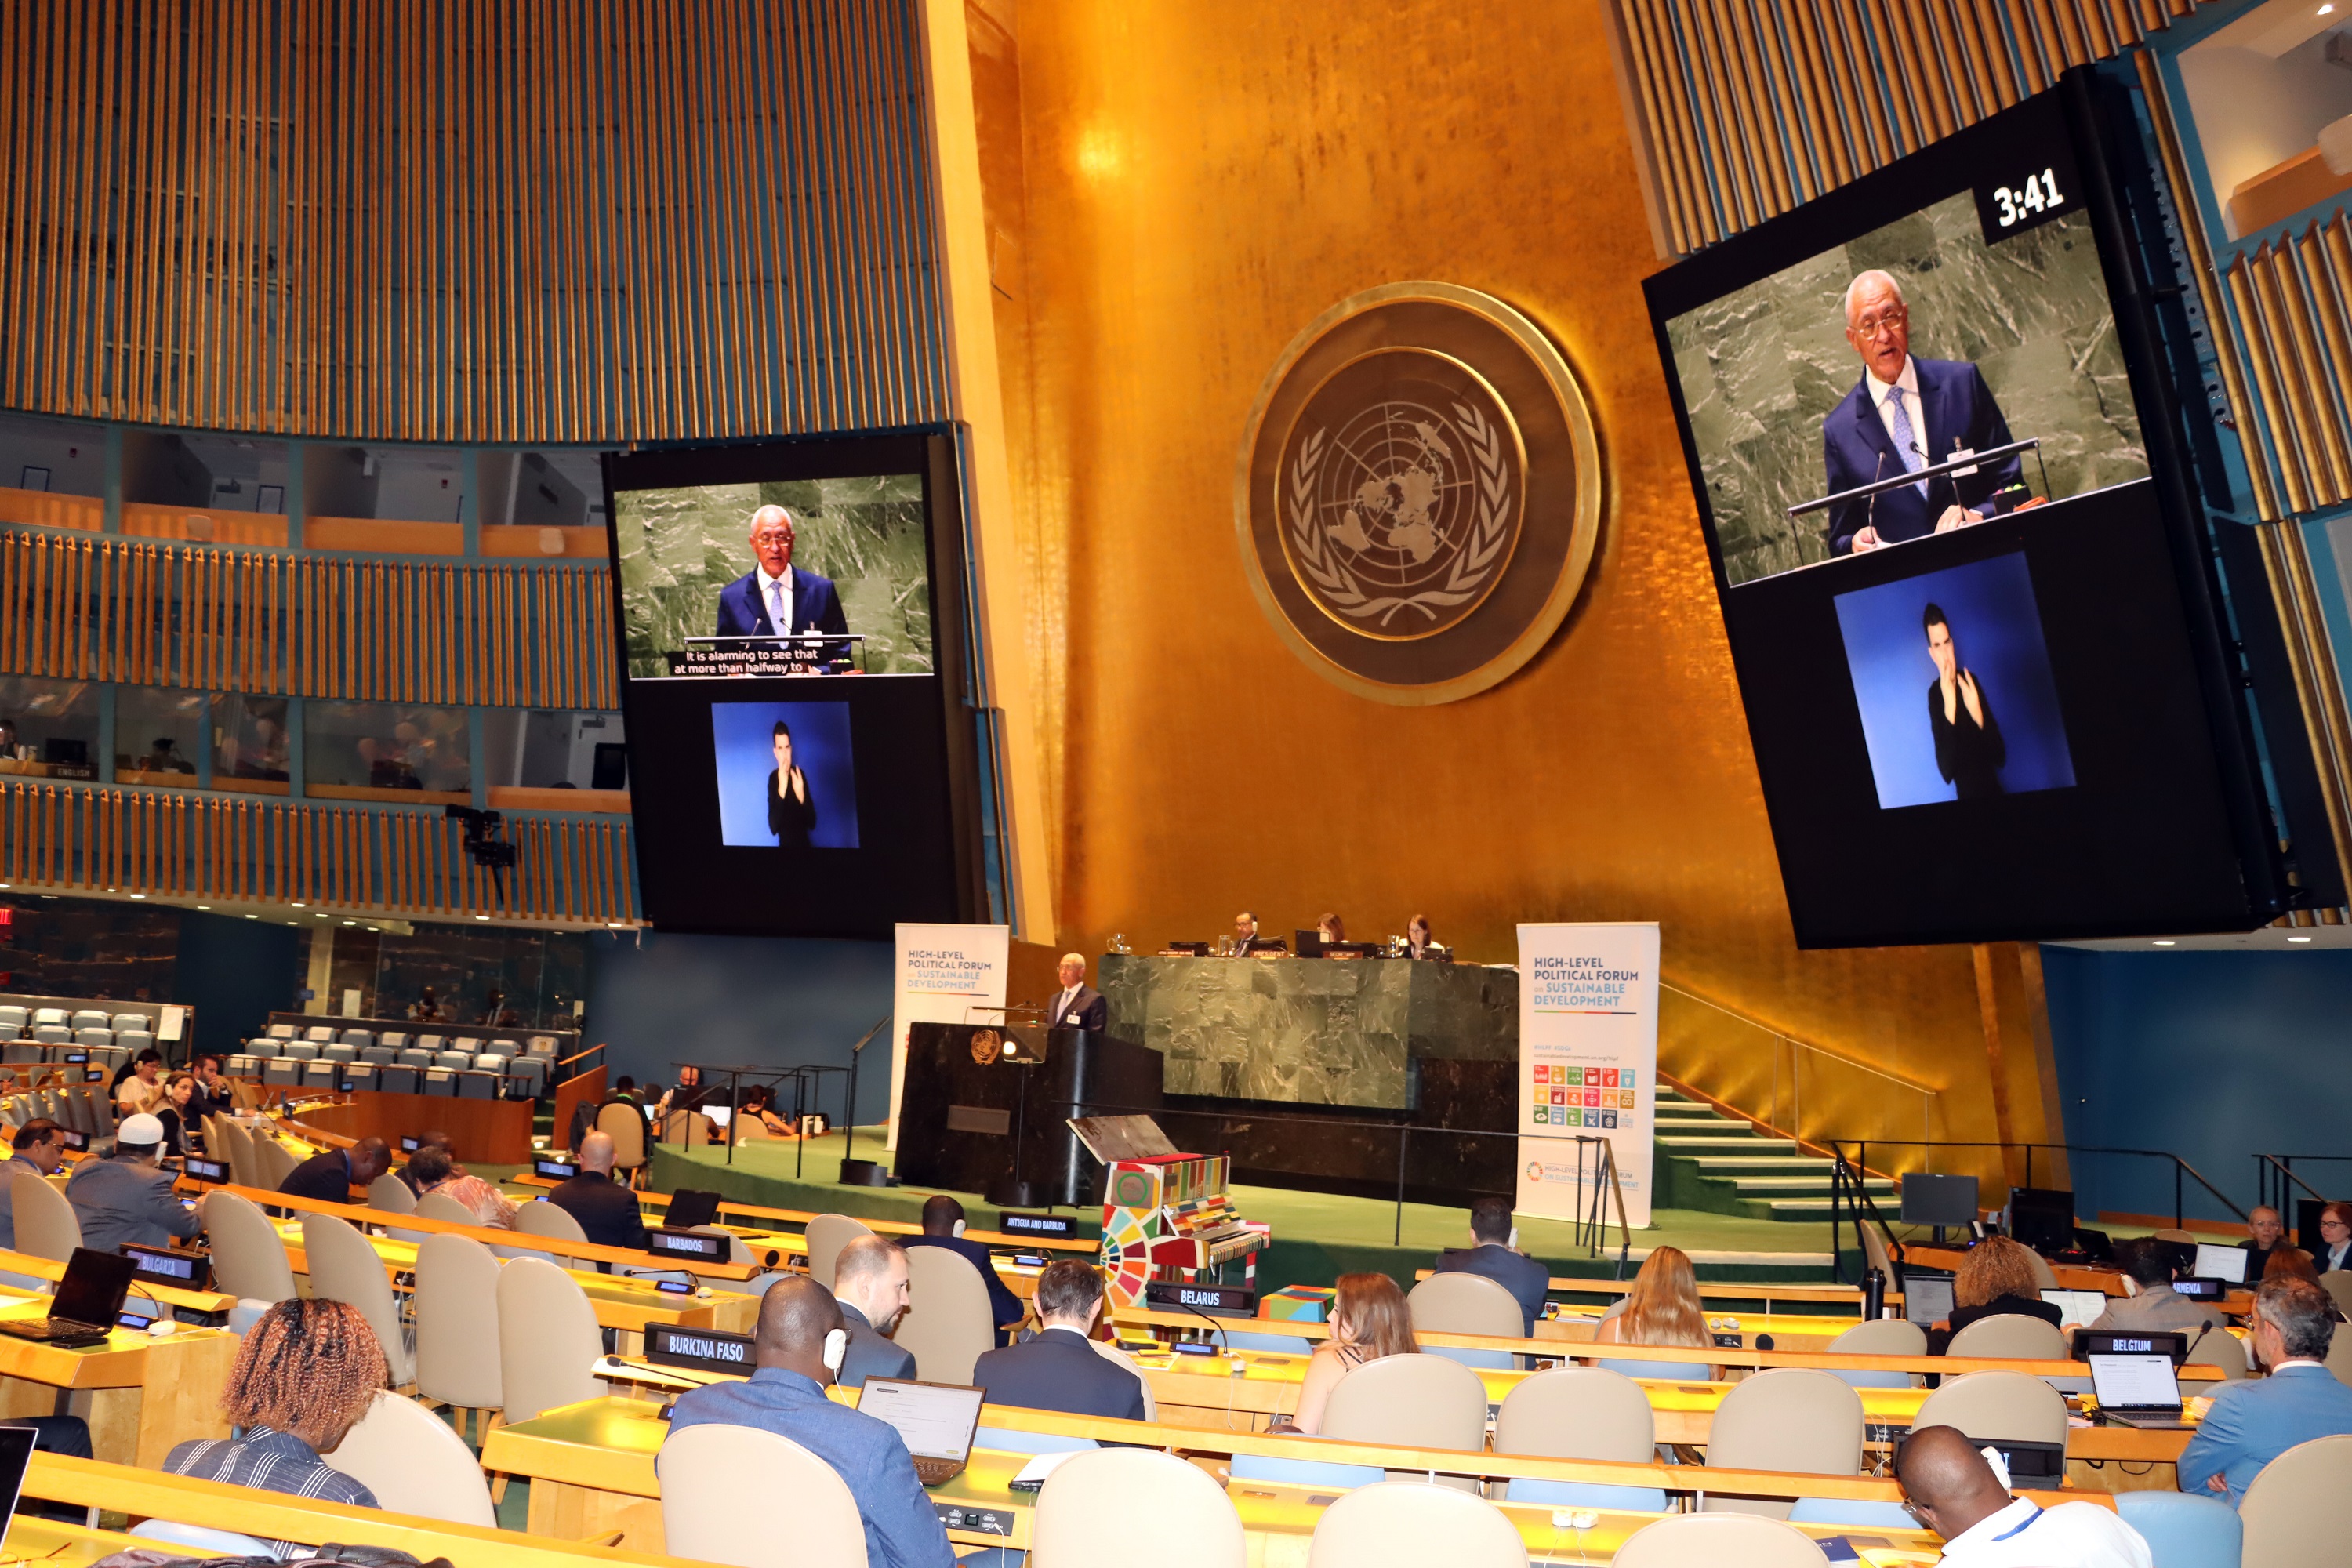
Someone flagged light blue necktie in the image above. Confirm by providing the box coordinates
[1883,387,1928,499]
[768,577,789,633]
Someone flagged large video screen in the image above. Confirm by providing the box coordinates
[603,435,979,938]
[1644,81,2281,947]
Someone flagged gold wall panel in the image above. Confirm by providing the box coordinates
[0,0,946,443]
[0,528,615,709]
[992,0,2039,1185]
[0,780,633,925]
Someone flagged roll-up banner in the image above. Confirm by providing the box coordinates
[1515,922,1660,1229]
[887,924,1010,1149]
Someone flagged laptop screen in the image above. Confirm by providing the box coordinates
[2192,1243,2248,1284]
[858,1380,985,1462]
[0,1423,35,1542]
[666,1189,722,1232]
[2039,1288,2109,1329]
[2089,1352,2181,1410]
[53,1248,136,1328]
[1903,1275,1955,1326]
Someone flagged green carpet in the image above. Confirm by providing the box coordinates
[650,1128,1853,1293]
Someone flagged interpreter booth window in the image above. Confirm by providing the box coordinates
[0,677,99,777]
[2176,3,2352,240]
[303,444,466,524]
[481,710,628,791]
[483,449,605,531]
[122,432,291,546]
[212,694,290,787]
[115,688,208,785]
[0,412,104,529]
[303,702,471,799]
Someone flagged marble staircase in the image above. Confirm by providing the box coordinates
[1652,1080,1893,1222]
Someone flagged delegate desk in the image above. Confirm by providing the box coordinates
[0,1279,234,1466]
[485,1392,1982,1564]
[21,1451,703,1568]
[503,1176,1101,1254]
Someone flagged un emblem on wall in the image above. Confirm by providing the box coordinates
[1240,284,1601,704]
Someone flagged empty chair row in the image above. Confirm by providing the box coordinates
[261,1024,554,1057]
[234,1058,544,1099]
[0,1007,150,1033]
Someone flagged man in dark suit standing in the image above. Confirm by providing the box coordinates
[1433,1196,1550,1335]
[831,1235,919,1388]
[971,1261,1148,1421]
[1044,953,1107,1033]
[1822,270,2032,557]
[901,1195,1025,1346]
[547,1131,648,1253]
[713,504,850,644]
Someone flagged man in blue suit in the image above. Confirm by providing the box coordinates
[900,1194,1026,1346]
[971,1260,1148,1421]
[1433,1195,1550,1334]
[2176,1277,2352,1505]
[1823,270,2034,557]
[713,504,850,644]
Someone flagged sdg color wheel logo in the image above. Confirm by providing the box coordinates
[1238,282,1602,705]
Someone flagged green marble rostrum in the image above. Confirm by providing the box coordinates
[1098,953,1518,1109]
[1665,194,2145,587]
[612,472,935,679]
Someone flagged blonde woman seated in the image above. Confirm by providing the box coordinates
[1593,1244,1716,1377]
[1279,1272,1418,1436]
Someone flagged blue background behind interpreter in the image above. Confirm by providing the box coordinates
[1833,550,2075,809]
[710,701,861,848]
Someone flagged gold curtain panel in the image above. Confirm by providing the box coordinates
[0,0,948,443]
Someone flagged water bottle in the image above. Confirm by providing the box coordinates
[1864,1265,1888,1320]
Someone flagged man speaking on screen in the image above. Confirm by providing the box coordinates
[715,504,851,643]
[1823,270,2036,557]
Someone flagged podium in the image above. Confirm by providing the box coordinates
[895,1022,1164,1207]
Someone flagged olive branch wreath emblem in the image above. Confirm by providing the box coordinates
[1287,402,1514,629]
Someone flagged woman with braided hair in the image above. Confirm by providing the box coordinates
[162,1299,386,1552]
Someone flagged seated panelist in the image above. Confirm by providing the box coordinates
[1404,913,1446,960]
[664,1276,956,1568]
[1045,952,1107,1033]
[971,1260,1147,1421]
[548,1131,648,1253]
[278,1136,392,1207]
[66,1112,207,1252]
[831,1235,918,1388]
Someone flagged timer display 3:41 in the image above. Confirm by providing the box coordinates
[1972,158,2080,244]
[1992,169,2063,227]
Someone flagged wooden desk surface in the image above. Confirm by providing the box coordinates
[0,1244,236,1316]
[504,1172,1100,1254]
[0,1298,236,1465]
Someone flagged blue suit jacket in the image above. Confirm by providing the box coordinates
[1823,357,2022,556]
[666,1367,955,1568]
[972,1327,1148,1421]
[1434,1243,1552,1336]
[902,1234,1025,1344]
[714,568,849,640]
[2176,1363,2352,1505]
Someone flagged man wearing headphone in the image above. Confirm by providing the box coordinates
[900,1194,1025,1345]
[664,1276,954,1568]
[1432,1195,1549,1335]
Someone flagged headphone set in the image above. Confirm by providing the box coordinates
[951,1219,967,1239]
[822,1327,848,1374]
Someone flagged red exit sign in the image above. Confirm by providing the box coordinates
[0,909,13,927]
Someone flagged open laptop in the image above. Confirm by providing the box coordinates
[2089,1351,2192,1428]
[857,1379,987,1486]
[1901,1274,1955,1327]
[0,1423,36,1537]
[666,1189,722,1232]
[2039,1288,2109,1330]
[2192,1243,2249,1286]
[0,1248,137,1347]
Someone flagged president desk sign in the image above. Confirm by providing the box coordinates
[1236,282,1602,706]
[887,924,1008,1149]
[1516,923,1659,1228]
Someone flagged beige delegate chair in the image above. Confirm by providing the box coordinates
[1032,1448,1245,1567]
[1305,1480,1528,1568]
[594,1102,648,1186]
[1910,1370,2069,1449]
[2319,1272,2352,1320]
[495,1257,604,1424]
[1701,1368,1864,1518]
[2239,1432,2352,1563]
[10,1169,82,1262]
[2188,1326,2249,1381]
[1821,1319,1929,1388]
[658,1423,868,1568]
[898,1244,997,1385]
[217,1120,260,1190]
[1323,1354,1490,1453]
[413,1192,479,1228]
[252,1134,302,1194]
[412,1232,504,1443]
[365,1174,416,1214]
[324,1388,497,1526]
[300,1214,416,1388]
[1945,1313,2069,1361]
[1615,1513,1833,1567]
[496,1196,589,1263]
[1494,1367,1665,1511]
[804,1213,874,1289]
[659,1111,717,1148]
[2020,1249,2060,1291]
[1406,1272,1526,1370]
[204,1190,299,1305]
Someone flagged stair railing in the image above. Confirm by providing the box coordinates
[1660,981,1936,1158]
[1826,1149,1907,1289]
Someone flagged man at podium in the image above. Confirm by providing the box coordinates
[1045,953,1107,1032]
[1823,270,2027,557]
